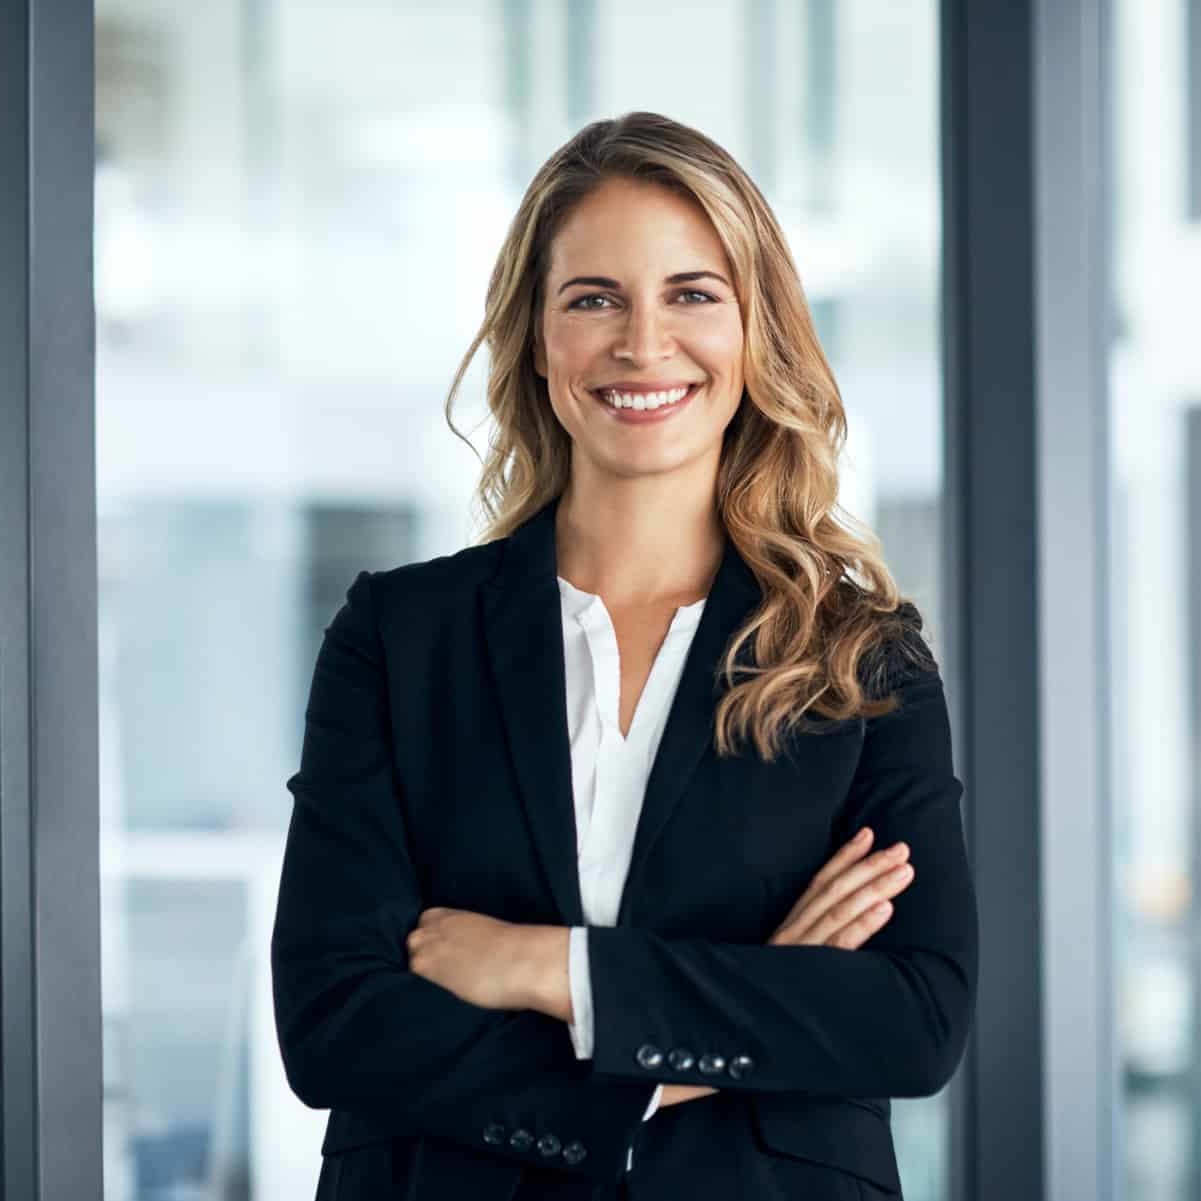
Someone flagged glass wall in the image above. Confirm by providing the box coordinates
[94,2,948,1196]
[1111,1,1201,1198]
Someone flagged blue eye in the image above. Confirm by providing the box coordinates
[568,294,611,310]
[567,290,718,310]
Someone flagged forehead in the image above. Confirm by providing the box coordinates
[547,178,727,273]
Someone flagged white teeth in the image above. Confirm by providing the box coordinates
[599,384,693,410]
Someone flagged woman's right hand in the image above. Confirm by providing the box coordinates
[767,826,913,948]
[657,830,913,1111]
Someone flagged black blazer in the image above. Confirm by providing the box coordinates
[270,493,978,1201]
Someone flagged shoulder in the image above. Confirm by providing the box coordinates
[317,540,508,680]
[367,538,505,611]
[832,579,941,702]
[343,541,506,653]
[325,537,505,640]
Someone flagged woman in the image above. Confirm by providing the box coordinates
[271,111,978,1201]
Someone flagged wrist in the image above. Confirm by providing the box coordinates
[517,925,572,1020]
[659,1084,719,1109]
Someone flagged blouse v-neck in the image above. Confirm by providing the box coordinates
[556,575,708,747]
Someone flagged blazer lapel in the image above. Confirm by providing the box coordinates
[480,493,763,930]
[614,529,761,925]
[481,496,585,927]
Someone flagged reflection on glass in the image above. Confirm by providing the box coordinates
[1111,2,1201,1199]
[96,2,945,1196]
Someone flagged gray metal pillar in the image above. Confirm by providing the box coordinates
[941,0,1114,1199]
[0,0,101,1198]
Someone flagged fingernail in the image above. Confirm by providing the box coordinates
[854,827,870,844]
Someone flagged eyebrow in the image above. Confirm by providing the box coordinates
[556,270,732,295]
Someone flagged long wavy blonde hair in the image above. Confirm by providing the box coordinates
[444,111,938,763]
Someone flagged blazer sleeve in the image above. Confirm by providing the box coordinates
[270,569,658,1184]
[567,927,664,1119]
[583,622,978,1100]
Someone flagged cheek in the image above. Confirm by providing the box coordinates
[543,317,603,368]
[692,318,744,375]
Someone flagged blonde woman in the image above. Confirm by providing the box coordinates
[271,111,977,1201]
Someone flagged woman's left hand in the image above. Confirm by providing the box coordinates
[406,908,566,1014]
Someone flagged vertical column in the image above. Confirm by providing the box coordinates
[1033,2,1115,1200]
[941,0,1114,1199]
[941,2,1043,1191]
[0,0,101,1198]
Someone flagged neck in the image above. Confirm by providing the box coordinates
[553,468,725,608]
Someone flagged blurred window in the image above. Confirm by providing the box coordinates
[95,3,947,1196]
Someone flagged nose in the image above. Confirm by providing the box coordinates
[612,303,676,363]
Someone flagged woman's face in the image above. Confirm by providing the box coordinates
[534,176,745,483]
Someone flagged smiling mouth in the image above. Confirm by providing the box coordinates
[590,382,702,412]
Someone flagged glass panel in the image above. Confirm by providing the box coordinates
[1111,2,1201,1199]
[96,1,946,1196]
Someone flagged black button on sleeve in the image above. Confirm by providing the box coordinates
[728,1054,755,1079]
[536,1133,562,1157]
[667,1047,696,1071]
[562,1140,588,1166]
[697,1052,727,1075]
[483,1122,506,1145]
[509,1128,534,1152]
[635,1043,664,1069]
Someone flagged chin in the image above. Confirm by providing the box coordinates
[605,445,708,479]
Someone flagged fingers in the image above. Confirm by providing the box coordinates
[766,829,874,940]
[793,855,913,946]
[767,901,896,949]
[769,834,914,946]
[825,899,895,950]
[803,827,876,897]
[779,828,901,930]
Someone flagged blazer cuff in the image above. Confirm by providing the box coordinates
[570,928,659,1123]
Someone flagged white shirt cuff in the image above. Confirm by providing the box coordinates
[566,926,594,1059]
[642,1084,664,1120]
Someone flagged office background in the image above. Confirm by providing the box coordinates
[93,2,946,1199]
[2,0,1198,1198]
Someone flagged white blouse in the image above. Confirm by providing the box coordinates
[556,573,709,1161]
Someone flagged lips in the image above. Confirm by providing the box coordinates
[593,380,704,394]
